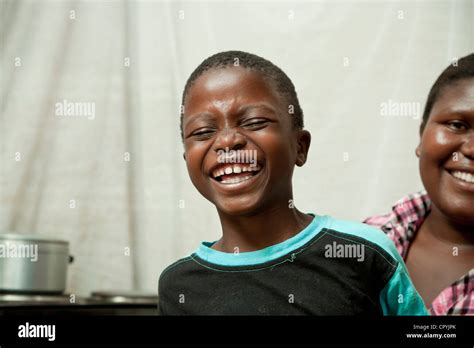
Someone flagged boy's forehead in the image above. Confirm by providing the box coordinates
[212,100,232,113]
[184,67,283,115]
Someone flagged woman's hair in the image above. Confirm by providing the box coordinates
[420,53,474,134]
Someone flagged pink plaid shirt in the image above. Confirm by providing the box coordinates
[364,191,473,315]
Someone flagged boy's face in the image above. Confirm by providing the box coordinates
[182,67,310,216]
[417,78,474,226]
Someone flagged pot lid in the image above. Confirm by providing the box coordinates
[0,233,69,245]
[0,293,72,304]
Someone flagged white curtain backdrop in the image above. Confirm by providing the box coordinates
[1,0,473,296]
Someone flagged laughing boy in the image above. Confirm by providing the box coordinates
[158,51,428,315]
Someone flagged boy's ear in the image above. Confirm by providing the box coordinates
[182,152,186,161]
[295,130,311,167]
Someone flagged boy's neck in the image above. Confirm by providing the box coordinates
[422,205,474,247]
[212,204,314,253]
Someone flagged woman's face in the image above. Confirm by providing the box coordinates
[417,78,474,226]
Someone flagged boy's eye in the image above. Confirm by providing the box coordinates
[242,119,268,129]
[192,129,215,138]
[447,120,468,131]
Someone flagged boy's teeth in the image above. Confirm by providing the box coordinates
[221,175,253,184]
[213,164,261,178]
[452,171,474,183]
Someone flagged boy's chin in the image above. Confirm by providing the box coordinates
[214,199,263,217]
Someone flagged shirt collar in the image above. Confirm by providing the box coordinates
[194,214,327,267]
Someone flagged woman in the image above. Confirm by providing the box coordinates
[365,53,474,315]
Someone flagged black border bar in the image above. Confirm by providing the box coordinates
[0,315,473,345]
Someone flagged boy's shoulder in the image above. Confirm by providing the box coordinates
[158,215,403,285]
[159,255,195,284]
[159,215,402,277]
[323,217,429,316]
[323,215,401,262]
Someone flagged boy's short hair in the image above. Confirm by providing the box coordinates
[421,53,474,134]
[180,50,304,139]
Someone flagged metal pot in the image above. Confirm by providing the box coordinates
[0,233,72,294]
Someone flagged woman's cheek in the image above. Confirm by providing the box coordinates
[422,126,455,160]
[434,128,451,146]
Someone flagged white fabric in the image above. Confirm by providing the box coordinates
[1,0,472,296]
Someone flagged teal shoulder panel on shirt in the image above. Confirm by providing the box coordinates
[325,216,402,265]
[324,216,429,315]
[379,263,429,316]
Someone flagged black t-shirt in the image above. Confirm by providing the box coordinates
[158,215,428,315]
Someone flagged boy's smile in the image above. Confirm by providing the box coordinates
[417,78,474,225]
[182,66,309,216]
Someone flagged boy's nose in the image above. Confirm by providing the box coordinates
[212,127,247,153]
